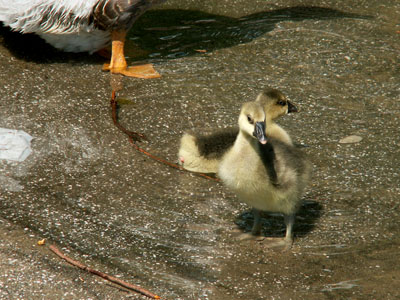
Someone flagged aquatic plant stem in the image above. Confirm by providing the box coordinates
[128,136,220,182]
[110,90,220,182]
[111,90,147,142]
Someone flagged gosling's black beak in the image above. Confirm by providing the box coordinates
[253,121,267,144]
[287,100,298,113]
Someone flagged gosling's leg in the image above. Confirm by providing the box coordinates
[283,213,295,249]
[251,208,262,235]
[236,209,262,241]
[102,30,161,78]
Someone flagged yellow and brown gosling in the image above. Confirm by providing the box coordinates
[178,88,298,173]
[218,101,311,249]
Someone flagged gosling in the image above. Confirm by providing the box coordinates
[218,101,311,249]
[178,88,298,173]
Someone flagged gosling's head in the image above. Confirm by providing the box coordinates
[256,88,298,121]
[239,102,268,144]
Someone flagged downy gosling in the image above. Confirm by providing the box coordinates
[178,88,298,173]
[218,101,311,249]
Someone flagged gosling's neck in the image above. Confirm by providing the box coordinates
[265,116,278,128]
[235,129,263,153]
[265,116,292,145]
[235,128,278,185]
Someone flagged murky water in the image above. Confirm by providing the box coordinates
[1,0,400,299]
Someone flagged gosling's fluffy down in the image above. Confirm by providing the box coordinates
[178,88,297,173]
[218,101,311,248]
[178,127,238,174]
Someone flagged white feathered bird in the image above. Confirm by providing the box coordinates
[0,0,165,78]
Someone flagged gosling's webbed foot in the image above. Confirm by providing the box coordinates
[259,237,293,251]
[230,227,260,241]
[236,232,262,241]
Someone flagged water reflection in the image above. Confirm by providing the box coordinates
[0,6,370,63]
[129,7,371,60]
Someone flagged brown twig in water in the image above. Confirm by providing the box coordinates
[128,136,220,182]
[49,245,160,299]
[110,90,220,182]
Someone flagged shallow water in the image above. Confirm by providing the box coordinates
[0,0,400,299]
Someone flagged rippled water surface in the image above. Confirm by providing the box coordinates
[0,0,399,299]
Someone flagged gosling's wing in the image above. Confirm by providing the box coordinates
[258,138,311,187]
[194,127,238,159]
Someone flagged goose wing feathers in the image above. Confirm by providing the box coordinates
[0,0,98,33]
[0,0,165,34]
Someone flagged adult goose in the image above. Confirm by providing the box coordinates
[0,0,165,78]
[178,88,298,174]
[218,101,311,249]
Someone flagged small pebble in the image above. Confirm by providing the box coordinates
[37,239,46,246]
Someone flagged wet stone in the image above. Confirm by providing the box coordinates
[339,135,363,144]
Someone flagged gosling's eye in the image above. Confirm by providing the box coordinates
[277,100,286,106]
[247,115,254,124]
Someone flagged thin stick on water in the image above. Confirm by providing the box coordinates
[49,245,161,299]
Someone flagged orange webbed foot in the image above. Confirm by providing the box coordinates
[102,63,161,79]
